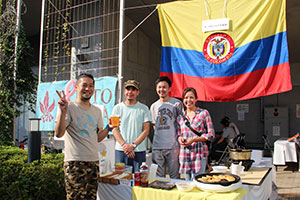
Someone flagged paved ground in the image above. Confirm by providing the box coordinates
[276,164,300,200]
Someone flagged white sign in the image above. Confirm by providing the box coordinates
[237,104,249,113]
[202,18,230,32]
[273,126,280,136]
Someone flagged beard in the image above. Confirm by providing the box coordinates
[81,95,92,101]
[159,93,167,98]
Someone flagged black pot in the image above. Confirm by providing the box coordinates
[231,159,255,171]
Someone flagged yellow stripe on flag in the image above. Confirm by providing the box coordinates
[157,0,286,51]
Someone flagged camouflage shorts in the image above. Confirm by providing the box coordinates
[64,161,100,200]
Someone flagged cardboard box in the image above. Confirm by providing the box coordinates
[100,172,133,185]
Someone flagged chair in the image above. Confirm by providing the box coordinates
[262,134,273,157]
[232,133,246,148]
[215,142,231,165]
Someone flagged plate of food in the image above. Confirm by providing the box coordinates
[149,180,176,190]
[193,173,242,192]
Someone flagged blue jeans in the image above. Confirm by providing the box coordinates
[183,158,207,181]
[115,150,146,173]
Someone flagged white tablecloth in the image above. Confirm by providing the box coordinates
[252,157,275,183]
[97,157,275,200]
[273,139,298,165]
[98,182,131,200]
[241,171,272,200]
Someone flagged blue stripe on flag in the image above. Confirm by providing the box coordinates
[160,31,289,78]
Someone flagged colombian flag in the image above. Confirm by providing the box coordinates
[157,0,292,102]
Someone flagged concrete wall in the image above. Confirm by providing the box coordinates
[121,16,161,106]
[199,98,263,148]
[197,62,300,149]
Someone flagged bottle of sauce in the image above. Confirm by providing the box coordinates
[134,172,141,186]
[140,162,148,187]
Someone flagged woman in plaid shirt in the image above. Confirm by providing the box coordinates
[177,87,215,180]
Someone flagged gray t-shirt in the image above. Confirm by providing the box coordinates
[222,127,237,143]
[63,101,104,162]
[150,97,183,149]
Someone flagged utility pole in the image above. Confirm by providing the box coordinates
[117,0,124,103]
[13,0,22,143]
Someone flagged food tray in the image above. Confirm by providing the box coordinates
[149,180,176,190]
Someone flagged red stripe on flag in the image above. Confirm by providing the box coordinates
[161,62,292,102]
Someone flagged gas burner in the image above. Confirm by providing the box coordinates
[227,159,254,171]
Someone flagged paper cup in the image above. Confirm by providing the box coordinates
[148,164,158,183]
[230,164,244,176]
[110,116,120,126]
[251,150,263,164]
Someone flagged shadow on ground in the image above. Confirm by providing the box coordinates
[277,194,300,200]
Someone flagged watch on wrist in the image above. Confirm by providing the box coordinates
[132,142,137,149]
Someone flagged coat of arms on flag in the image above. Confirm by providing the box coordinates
[203,33,235,64]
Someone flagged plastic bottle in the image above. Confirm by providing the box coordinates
[140,162,149,187]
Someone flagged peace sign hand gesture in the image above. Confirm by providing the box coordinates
[56,90,68,113]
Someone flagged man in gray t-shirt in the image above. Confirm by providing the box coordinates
[150,76,183,179]
[55,73,114,200]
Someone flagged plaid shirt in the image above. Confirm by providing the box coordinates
[177,107,215,174]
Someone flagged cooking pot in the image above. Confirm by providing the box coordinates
[229,149,252,160]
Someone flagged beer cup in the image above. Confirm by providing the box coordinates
[110,115,120,126]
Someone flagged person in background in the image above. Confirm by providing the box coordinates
[218,117,237,146]
[55,73,115,200]
[224,116,240,135]
[209,117,237,163]
[150,76,183,179]
[177,87,215,180]
[112,80,151,172]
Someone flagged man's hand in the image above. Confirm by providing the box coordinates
[127,151,135,158]
[122,143,134,154]
[108,117,119,130]
[56,90,68,113]
[122,143,135,158]
[55,90,68,138]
